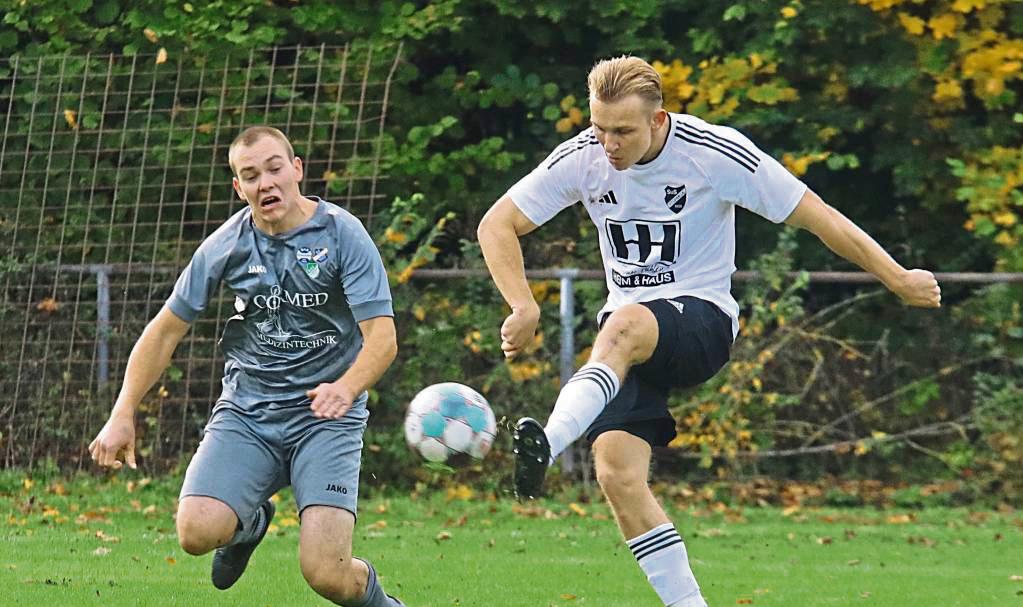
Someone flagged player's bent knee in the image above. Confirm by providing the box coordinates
[595,304,657,361]
[175,497,237,555]
[301,559,362,602]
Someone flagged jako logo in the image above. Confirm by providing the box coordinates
[248,265,267,274]
[325,483,348,494]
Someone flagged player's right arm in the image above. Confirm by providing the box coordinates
[477,195,541,359]
[89,305,191,470]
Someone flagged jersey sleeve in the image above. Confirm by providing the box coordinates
[699,124,807,223]
[505,132,591,226]
[337,214,394,322]
[166,240,225,323]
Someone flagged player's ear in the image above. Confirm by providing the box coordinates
[652,108,667,129]
[293,156,304,182]
[232,176,245,200]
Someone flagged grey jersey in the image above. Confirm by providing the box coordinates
[167,197,393,410]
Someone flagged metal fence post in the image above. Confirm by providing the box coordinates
[557,268,579,475]
[93,264,110,386]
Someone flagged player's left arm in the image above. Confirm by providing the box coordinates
[784,189,941,308]
[308,315,397,419]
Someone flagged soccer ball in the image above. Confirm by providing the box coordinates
[404,382,496,463]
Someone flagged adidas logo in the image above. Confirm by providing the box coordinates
[594,190,618,205]
[668,301,685,315]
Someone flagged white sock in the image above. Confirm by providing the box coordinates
[627,523,705,607]
[544,362,620,460]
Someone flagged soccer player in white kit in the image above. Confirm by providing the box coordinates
[477,56,941,607]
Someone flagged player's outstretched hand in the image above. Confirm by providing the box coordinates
[894,269,941,308]
[308,381,357,419]
[89,413,137,470]
[500,304,540,359]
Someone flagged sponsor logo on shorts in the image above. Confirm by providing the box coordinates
[668,300,685,315]
[324,483,349,494]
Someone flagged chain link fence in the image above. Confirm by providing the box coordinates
[0,44,402,470]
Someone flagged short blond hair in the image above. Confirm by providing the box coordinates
[587,56,663,106]
[228,126,295,174]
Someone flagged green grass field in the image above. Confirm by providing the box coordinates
[1,473,1021,606]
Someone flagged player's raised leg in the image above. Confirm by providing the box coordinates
[299,506,405,606]
[514,303,658,499]
[594,430,706,607]
[177,407,282,589]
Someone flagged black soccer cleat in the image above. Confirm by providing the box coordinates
[512,417,550,500]
[211,499,275,590]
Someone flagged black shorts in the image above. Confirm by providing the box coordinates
[585,296,733,448]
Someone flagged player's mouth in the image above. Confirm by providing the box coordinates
[259,195,282,209]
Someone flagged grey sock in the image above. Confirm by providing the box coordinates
[226,504,264,547]
[344,559,403,607]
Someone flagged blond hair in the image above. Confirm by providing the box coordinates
[228,126,295,174]
[587,56,663,106]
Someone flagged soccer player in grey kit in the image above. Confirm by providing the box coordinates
[478,56,941,607]
[90,126,406,606]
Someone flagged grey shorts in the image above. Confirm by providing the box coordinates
[180,399,369,524]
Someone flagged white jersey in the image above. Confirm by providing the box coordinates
[506,112,807,337]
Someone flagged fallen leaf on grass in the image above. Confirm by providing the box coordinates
[568,503,587,517]
[559,594,577,601]
[435,531,452,541]
[817,536,833,545]
[165,557,176,565]
[848,559,861,566]
[1010,575,1022,582]
[886,514,914,524]
[367,520,388,530]
[92,547,111,556]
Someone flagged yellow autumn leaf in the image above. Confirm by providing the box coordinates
[994,231,1017,247]
[446,484,475,502]
[64,109,78,130]
[278,516,299,527]
[952,0,985,13]
[781,6,798,18]
[156,47,168,65]
[932,80,964,103]
[568,503,587,517]
[143,28,158,43]
[897,13,925,35]
[555,117,574,133]
[993,211,1017,227]
[384,227,408,245]
[929,14,958,40]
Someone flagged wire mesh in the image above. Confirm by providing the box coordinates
[0,44,402,470]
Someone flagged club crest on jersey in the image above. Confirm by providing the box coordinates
[296,247,328,279]
[664,184,687,213]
